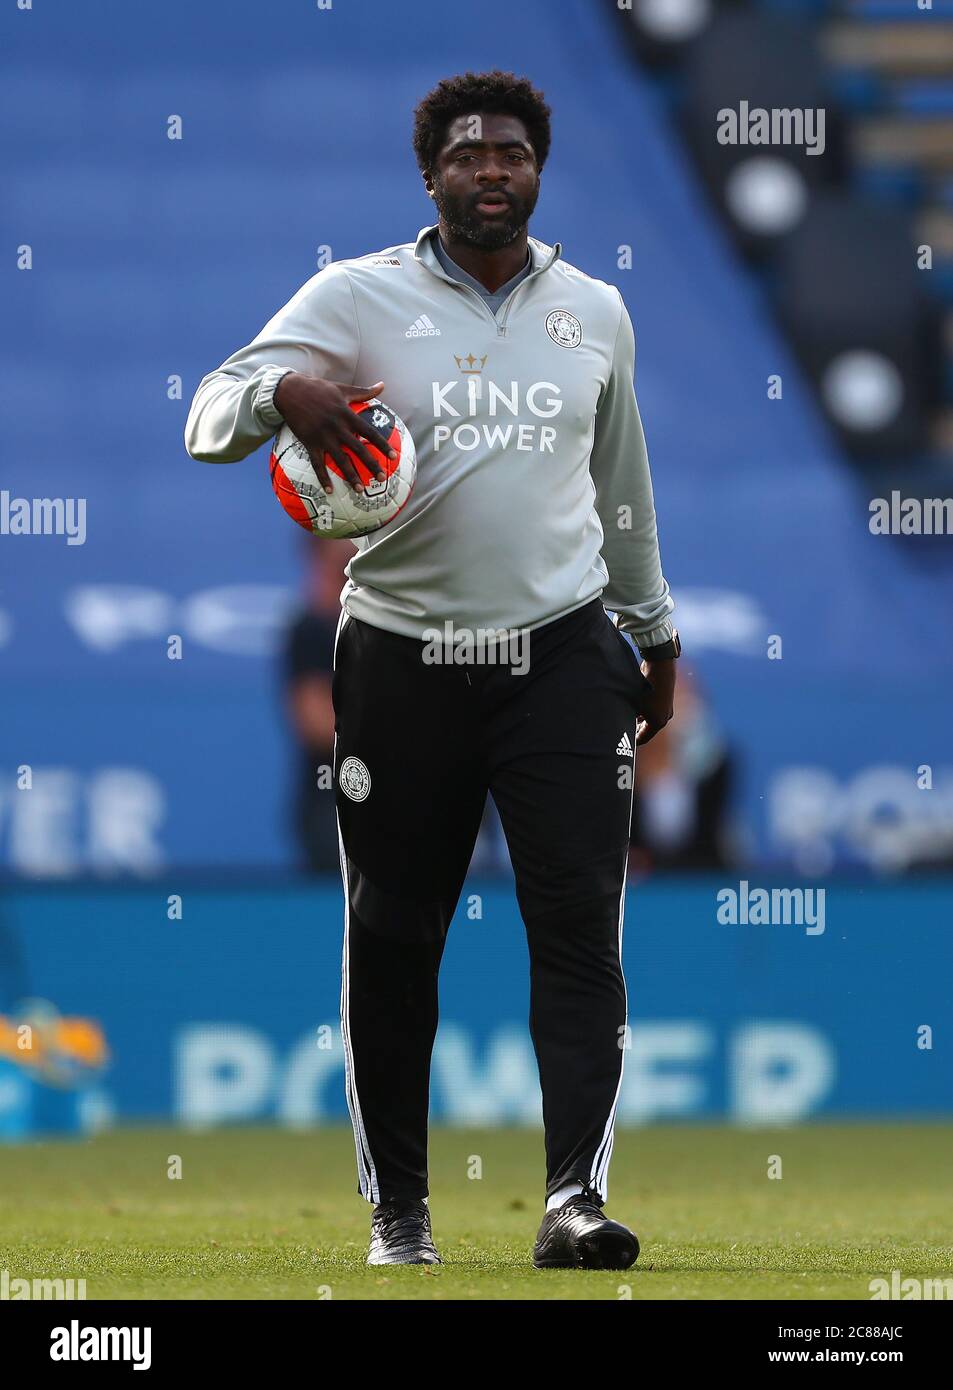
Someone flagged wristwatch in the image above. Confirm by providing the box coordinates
[638,629,681,661]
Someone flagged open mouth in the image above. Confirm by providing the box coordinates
[474,195,511,216]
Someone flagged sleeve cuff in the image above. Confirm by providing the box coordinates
[613,613,675,649]
[253,366,294,429]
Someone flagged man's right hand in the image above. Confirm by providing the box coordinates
[272,374,397,494]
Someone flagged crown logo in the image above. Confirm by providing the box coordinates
[454,353,488,374]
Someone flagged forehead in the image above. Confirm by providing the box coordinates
[439,112,532,152]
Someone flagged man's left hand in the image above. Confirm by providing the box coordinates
[636,658,676,746]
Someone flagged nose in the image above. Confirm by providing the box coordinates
[475,155,510,185]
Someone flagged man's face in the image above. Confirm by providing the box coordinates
[428,112,540,250]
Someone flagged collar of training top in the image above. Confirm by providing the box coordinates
[413,224,562,283]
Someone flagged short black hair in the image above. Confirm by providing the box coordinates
[412,70,552,177]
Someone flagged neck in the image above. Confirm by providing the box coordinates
[437,222,529,293]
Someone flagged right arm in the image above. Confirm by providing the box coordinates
[184,265,392,485]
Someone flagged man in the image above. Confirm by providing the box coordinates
[284,538,355,874]
[186,70,678,1271]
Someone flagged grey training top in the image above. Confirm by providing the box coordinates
[185,224,675,648]
[432,235,533,317]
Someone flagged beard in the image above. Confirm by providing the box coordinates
[431,178,539,250]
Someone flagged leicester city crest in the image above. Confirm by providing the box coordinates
[339,756,371,802]
[545,309,582,348]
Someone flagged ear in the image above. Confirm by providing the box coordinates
[422,171,436,200]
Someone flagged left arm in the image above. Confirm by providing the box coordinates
[590,293,677,743]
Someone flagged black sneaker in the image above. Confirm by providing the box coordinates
[367,1199,441,1266]
[533,1191,640,1270]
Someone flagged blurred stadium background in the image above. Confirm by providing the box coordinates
[2,0,951,1145]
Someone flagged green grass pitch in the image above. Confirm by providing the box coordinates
[1,1124,951,1300]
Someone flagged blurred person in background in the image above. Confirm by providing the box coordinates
[284,537,354,874]
[628,667,735,873]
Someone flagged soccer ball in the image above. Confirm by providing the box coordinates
[269,399,416,539]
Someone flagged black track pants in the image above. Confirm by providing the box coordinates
[332,597,649,1204]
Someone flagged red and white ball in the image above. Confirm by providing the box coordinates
[269,399,416,540]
